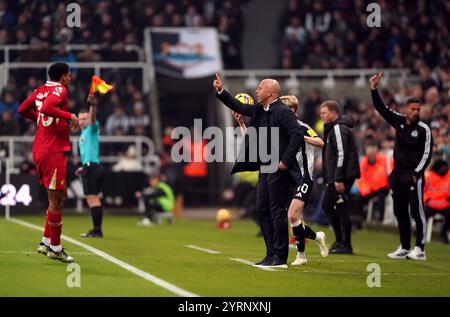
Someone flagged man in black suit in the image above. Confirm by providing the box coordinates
[213,73,304,268]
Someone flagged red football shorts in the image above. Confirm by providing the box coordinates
[33,152,67,191]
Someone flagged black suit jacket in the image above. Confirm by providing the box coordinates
[216,89,304,180]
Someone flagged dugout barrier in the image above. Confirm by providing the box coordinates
[0,172,148,215]
[0,135,159,217]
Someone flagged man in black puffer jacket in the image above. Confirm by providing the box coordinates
[320,100,360,254]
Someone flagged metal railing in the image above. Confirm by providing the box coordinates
[0,135,160,217]
[223,68,418,91]
[0,135,159,167]
[223,68,410,77]
[0,44,145,62]
[0,61,150,94]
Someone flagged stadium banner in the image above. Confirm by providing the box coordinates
[145,27,222,79]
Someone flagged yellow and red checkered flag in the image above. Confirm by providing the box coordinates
[89,75,113,94]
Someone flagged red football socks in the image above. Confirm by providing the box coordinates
[43,210,51,238]
[47,210,62,248]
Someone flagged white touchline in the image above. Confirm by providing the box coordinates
[229,258,278,272]
[8,217,199,297]
[288,270,450,276]
[0,251,92,255]
[185,245,221,254]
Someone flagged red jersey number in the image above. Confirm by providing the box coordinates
[35,92,55,127]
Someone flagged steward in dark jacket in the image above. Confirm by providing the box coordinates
[320,100,360,254]
[323,115,361,184]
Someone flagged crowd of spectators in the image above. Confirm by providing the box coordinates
[276,0,450,161]
[279,0,450,72]
[0,0,246,65]
[0,0,247,146]
[297,80,450,162]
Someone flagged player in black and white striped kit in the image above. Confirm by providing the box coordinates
[370,73,433,261]
[280,95,329,266]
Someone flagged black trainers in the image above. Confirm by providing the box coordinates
[330,241,342,253]
[332,245,354,254]
[80,230,103,238]
[47,248,75,263]
[262,255,288,268]
[254,256,272,266]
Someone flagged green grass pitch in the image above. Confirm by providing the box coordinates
[0,215,449,297]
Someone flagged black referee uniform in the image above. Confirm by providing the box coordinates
[371,89,433,251]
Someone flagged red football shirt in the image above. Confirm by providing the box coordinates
[18,81,73,154]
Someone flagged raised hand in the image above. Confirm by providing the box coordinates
[87,94,96,106]
[370,72,383,90]
[213,73,223,92]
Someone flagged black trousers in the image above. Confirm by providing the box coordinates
[256,170,292,262]
[143,196,163,220]
[390,171,427,250]
[322,179,355,247]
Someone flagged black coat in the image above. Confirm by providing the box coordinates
[322,115,360,183]
[216,90,304,180]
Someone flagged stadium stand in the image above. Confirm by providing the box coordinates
[278,0,450,71]
[0,0,247,137]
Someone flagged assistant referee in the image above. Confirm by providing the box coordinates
[76,95,105,237]
[370,73,432,261]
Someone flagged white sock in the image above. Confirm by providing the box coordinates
[50,245,62,252]
[42,237,50,246]
[297,252,305,258]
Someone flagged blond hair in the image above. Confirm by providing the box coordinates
[280,95,299,111]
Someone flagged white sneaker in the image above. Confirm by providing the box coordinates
[406,246,427,261]
[315,232,329,257]
[387,245,410,259]
[137,218,155,227]
[291,253,307,266]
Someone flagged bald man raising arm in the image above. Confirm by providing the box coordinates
[214,73,304,268]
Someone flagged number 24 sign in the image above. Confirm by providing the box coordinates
[0,184,33,206]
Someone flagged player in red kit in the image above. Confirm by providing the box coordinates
[18,62,79,263]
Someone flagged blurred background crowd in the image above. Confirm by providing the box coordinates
[279,0,450,71]
[0,0,247,140]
